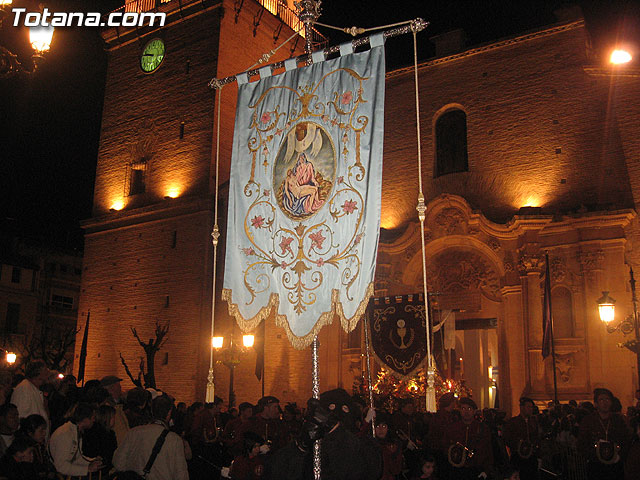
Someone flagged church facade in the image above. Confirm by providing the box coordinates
[77,0,640,414]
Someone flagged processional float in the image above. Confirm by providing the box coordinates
[206,1,430,477]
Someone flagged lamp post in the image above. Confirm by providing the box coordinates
[212,334,254,408]
[597,266,640,389]
[1,1,54,77]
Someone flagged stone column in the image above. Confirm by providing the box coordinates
[500,284,525,415]
[518,254,546,397]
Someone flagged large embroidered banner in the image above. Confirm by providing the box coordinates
[223,35,386,349]
[368,294,427,379]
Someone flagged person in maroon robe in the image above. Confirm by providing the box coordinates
[442,397,493,480]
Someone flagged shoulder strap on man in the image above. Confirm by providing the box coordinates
[142,429,170,478]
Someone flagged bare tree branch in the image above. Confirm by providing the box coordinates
[119,352,142,388]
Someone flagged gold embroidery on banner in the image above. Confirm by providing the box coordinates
[235,65,373,332]
[222,283,374,350]
[385,352,422,374]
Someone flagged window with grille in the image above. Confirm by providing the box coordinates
[51,294,74,309]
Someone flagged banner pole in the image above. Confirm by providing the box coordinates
[208,18,428,90]
[297,3,324,479]
[363,310,376,437]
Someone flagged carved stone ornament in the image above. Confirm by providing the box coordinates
[554,352,576,383]
[504,262,514,273]
[579,250,605,271]
[433,208,467,237]
[487,238,501,252]
[518,254,544,275]
[427,250,501,296]
[550,256,566,283]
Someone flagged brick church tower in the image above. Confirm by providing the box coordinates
[76,0,314,403]
[79,1,640,412]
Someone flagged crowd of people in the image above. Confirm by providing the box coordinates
[0,360,638,480]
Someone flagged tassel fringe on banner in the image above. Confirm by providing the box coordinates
[222,283,373,350]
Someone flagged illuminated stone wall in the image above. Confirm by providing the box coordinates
[80,9,640,409]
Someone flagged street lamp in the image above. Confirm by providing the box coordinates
[610,49,632,65]
[212,334,254,408]
[5,352,16,365]
[597,266,640,389]
[0,2,54,77]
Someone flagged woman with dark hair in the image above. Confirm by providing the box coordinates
[373,412,403,480]
[15,414,54,478]
[83,404,118,468]
[0,435,39,480]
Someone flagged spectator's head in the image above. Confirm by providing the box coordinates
[399,397,415,416]
[176,402,187,413]
[459,397,477,423]
[438,392,456,412]
[519,397,535,418]
[593,388,614,414]
[7,436,35,463]
[126,387,150,410]
[258,396,280,420]
[374,412,391,440]
[499,464,520,480]
[72,402,96,432]
[0,403,19,434]
[24,361,49,388]
[151,395,174,423]
[18,414,47,445]
[96,404,116,431]
[239,402,253,421]
[99,376,123,401]
[188,401,204,414]
[419,454,436,478]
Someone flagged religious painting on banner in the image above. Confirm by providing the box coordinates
[222,35,386,349]
[368,294,428,379]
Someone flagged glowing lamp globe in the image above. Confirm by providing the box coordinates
[242,334,255,348]
[610,49,632,65]
[29,25,54,54]
[6,352,16,364]
[212,336,223,349]
[597,291,616,324]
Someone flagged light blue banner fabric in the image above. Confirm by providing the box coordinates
[223,44,385,348]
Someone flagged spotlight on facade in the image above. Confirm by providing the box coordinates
[165,188,180,199]
[110,200,124,211]
[610,49,632,65]
[242,334,255,348]
[6,352,16,364]
[597,291,616,323]
[212,336,224,349]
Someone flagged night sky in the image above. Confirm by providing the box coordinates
[1,0,634,250]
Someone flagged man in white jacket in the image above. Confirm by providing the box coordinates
[113,395,188,480]
[49,402,103,477]
[10,361,50,435]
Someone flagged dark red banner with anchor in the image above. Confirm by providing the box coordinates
[368,294,427,379]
